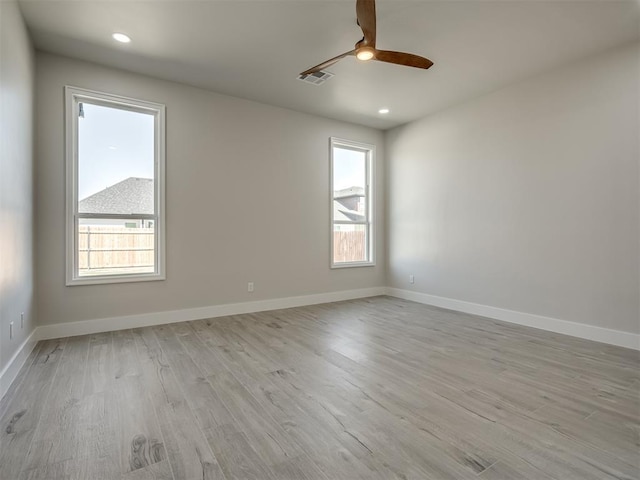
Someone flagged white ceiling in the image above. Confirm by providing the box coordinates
[19,0,640,130]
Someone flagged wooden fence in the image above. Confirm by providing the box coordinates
[333,230,366,263]
[78,226,154,273]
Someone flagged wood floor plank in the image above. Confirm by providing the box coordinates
[75,332,121,479]
[439,386,639,479]
[267,362,479,479]
[115,375,167,473]
[0,340,45,418]
[203,424,279,480]
[530,403,640,464]
[317,348,507,473]
[122,459,174,480]
[269,455,329,480]
[112,330,168,476]
[2,297,638,480]
[21,336,90,472]
[231,315,483,478]
[189,319,404,479]
[168,323,304,465]
[150,323,273,480]
[19,332,122,479]
[133,326,226,480]
[0,339,66,480]
[477,455,554,480]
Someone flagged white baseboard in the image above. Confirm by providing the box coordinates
[0,328,39,401]
[5,285,635,401]
[386,288,639,350]
[36,287,387,341]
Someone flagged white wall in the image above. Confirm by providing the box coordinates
[0,2,36,387]
[35,53,385,327]
[386,41,639,334]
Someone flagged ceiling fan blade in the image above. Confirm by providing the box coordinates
[300,50,356,76]
[374,50,433,69]
[356,0,376,47]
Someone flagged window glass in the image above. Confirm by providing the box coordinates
[331,139,374,267]
[66,87,165,285]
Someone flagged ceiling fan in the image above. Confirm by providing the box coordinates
[300,0,433,76]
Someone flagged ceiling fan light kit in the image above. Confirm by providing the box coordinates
[356,46,375,61]
[301,0,433,76]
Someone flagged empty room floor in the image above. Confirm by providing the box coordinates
[1,296,638,480]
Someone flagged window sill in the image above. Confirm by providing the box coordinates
[331,262,376,269]
[66,272,165,286]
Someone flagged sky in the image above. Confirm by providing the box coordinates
[333,146,366,192]
[78,103,154,200]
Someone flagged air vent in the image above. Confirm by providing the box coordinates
[297,70,334,85]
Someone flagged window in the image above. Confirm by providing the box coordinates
[65,87,165,285]
[330,138,375,267]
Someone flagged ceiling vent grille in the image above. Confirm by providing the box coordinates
[297,70,334,85]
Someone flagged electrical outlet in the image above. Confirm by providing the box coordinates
[10,322,14,340]
[248,282,254,293]
[21,312,24,329]
[409,274,415,284]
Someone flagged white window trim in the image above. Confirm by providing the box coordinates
[65,86,166,286]
[330,137,376,269]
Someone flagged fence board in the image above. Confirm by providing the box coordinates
[78,226,154,272]
[333,231,366,263]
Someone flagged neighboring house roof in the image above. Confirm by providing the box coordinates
[79,177,153,215]
[333,185,366,222]
[334,203,365,222]
[334,186,364,199]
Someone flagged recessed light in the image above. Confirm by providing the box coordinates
[378,108,390,114]
[112,33,131,43]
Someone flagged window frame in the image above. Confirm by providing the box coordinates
[330,137,375,269]
[65,86,166,286]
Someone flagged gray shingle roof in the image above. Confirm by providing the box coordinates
[79,177,154,215]
[333,186,365,222]
[334,203,365,222]
[334,186,364,199]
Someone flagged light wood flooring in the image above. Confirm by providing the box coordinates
[1,296,638,479]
